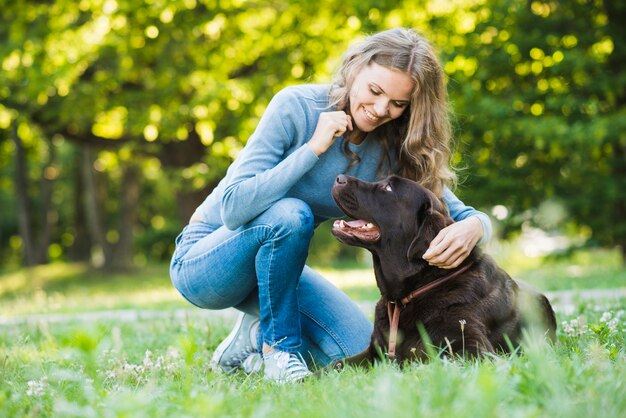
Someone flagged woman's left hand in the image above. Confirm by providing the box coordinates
[422,216,483,269]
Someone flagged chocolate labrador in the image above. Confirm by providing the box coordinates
[330,174,556,365]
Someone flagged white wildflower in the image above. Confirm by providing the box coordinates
[459,319,467,356]
[99,347,185,387]
[142,350,155,370]
[598,311,622,333]
[167,347,181,359]
[561,317,588,337]
[607,318,619,333]
[561,321,574,337]
[600,312,612,323]
[26,377,48,397]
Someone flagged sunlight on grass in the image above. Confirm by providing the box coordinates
[318,267,379,301]
[0,263,187,317]
[0,249,624,416]
[1,301,625,417]
[489,239,624,273]
[490,244,625,290]
[0,246,624,318]
[0,263,87,296]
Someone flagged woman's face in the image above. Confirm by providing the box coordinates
[349,62,414,134]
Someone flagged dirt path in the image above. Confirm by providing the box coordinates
[2,288,625,327]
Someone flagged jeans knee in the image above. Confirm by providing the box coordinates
[264,198,314,240]
[170,263,234,310]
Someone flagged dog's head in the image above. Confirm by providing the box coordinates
[331,174,452,296]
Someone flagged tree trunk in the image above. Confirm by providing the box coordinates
[80,146,111,268]
[110,162,141,271]
[69,146,91,262]
[176,188,211,224]
[35,137,57,264]
[11,124,36,266]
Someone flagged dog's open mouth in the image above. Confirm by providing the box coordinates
[332,219,380,242]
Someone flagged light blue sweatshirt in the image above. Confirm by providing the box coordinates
[192,84,492,244]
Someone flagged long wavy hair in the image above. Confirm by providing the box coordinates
[329,28,456,197]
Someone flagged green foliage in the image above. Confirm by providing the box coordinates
[1,0,625,267]
[446,0,626,253]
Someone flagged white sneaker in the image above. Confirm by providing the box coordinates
[241,352,263,374]
[263,350,312,384]
[210,313,260,374]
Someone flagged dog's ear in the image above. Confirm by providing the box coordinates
[406,196,451,261]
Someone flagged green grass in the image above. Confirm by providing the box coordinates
[0,263,185,317]
[490,246,626,291]
[1,247,623,317]
[1,301,625,417]
[1,248,625,417]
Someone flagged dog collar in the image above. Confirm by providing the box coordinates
[386,261,475,360]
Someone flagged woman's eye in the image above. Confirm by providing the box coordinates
[384,184,393,192]
[370,88,381,95]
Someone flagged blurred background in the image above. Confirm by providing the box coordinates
[1,0,624,277]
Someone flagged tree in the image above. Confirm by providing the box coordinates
[442,0,626,259]
[1,0,624,269]
[0,0,398,268]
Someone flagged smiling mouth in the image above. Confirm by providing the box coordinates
[332,219,380,242]
[363,108,380,123]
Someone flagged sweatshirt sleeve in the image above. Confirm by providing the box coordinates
[442,187,493,245]
[220,88,320,230]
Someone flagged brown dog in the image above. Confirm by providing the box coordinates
[330,174,556,365]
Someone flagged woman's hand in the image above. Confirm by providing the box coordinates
[307,111,353,156]
[422,216,483,269]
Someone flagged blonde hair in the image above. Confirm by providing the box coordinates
[329,28,456,197]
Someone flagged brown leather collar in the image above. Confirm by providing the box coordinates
[386,262,474,360]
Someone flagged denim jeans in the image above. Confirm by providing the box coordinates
[170,198,373,366]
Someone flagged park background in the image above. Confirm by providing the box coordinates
[1,1,626,417]
[1,0,625,272]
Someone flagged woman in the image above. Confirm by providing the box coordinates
[170,28,492,383]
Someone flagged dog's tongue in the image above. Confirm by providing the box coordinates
[344,219,368,228]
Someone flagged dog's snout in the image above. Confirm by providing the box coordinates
[336,174,348,185]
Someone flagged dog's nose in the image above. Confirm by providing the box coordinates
[336,174,348,185]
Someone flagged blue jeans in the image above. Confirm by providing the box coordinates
[169,198,373,366]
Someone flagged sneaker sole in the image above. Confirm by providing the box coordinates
[210,313,246,373]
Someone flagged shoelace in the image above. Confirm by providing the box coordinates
[276,352,310,380]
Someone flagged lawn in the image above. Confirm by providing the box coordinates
[1,247,624,317]
[1,248,625,417]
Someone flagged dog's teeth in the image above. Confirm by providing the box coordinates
[366,223,374,228]
[339,220,346,228]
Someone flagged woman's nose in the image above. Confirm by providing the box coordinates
[374,100,389,117]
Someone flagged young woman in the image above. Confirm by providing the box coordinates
[170,28,492,383]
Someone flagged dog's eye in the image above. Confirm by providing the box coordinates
[384,183,393,192]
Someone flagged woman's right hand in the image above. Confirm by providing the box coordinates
[307,111,353,156]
